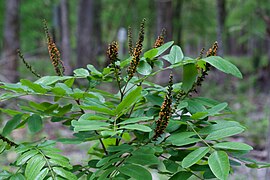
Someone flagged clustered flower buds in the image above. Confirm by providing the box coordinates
[195,41,219,90]
[17,49,41,78]
[107,41,119,64]
[43,20,65,76]
[128,26,133,57]
[127,19,146,80]
[153,28,166,48]
[153,73,173,140]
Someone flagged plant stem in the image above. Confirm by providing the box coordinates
[35,147,56,180]
[187,121,213,150]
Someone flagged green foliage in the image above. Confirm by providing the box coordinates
[0,27,266,180]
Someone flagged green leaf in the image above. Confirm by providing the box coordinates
[169,171,193,180]
[201,56,242,78]
[120,124,152,132]
[155,41,174,57]
[20,79,47,94]
[87,64,102,76]
[45,151,72,169]
[182,63,198,92]
[118,116,154,125]
[186,99,207,114]
[116,86,142,116]
[16,149,39,165]
[137,60,152,75]
[72,120,110,132]
[35,168,49,180]
[9,173,25,180]
[207,102,228,116]
[182,147,210,168]
[80,105,115,116]
[27,114,43,133]
[73,68,89,77]
[208,151,230,180]
[2,114,23,136]
[118,164,152,180]
[25,154,46,180]
[126,147,159,165]
[35,76,73,85]
[64,78,75,87]
[0,140,8,154]
[206,126,244,140]
[52,167,77,180]
[144,48,158,59]
[167,132,200,146]
[162,45,184,64]
[213,142,253,151]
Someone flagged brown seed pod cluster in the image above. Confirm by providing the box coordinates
[153,28,166,48]
[127,19,146,80]
[43,20,65,76]
[153,73,173,140]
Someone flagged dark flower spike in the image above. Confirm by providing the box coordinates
[127,18,146,80]
[153,73,173,140]
[128,26,133,57]
[153,28,166,48]
[43,20,65,76]
[107,41,119,64]
[17,49,41,78]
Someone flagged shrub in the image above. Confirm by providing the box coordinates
[0,20,266,180]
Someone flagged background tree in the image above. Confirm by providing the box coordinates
[60,0,72,74]
[1,0,20,82]
[77,0,101,68]
[216,0,226,56]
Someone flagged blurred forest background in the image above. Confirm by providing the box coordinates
[1,0,270,179]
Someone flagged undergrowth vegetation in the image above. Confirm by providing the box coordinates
[0,20,268,180]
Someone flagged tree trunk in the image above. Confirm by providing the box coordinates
[60,0,72,75]
[174,0,183,46]
[77,0,101,69]
[216,0,226,56]
[2,0,20,82]
[156,0,173,84]
[156,0,173,41]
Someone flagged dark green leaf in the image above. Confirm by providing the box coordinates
[182,147,210,168]
[27,114,43,133]
[169,171,193,180]
[208,151,230,180]
[182,63,198,92]
[118,164,152,180]
[116,86,142,116]
[35,168,49,180]
[202,56,242,78]
[2,114,23,136]
[167,132,200,146]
